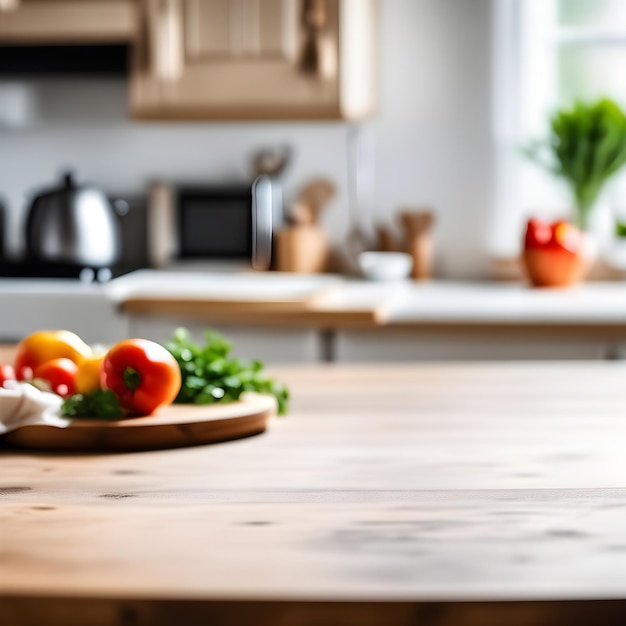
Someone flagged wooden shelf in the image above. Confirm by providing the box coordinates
[120,296,386,329]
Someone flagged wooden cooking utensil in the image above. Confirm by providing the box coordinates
[375,224,400,252]
[399,209,435,281]
[295,179,337,225]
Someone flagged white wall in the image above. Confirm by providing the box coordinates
[0,0,494,279]
[373,0,494,277]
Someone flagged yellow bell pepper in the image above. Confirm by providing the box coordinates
[74,353,106,395]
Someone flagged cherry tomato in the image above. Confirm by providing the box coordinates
[0,364,16,388]
[101,339,181,415]
[33,358,78,398]
[15,330,91,380]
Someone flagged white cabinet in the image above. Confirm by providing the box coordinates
[128,314,322,363]
[335,328,612,362]
[0,283,129,345]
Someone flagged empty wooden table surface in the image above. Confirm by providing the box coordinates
[4,361,626,625]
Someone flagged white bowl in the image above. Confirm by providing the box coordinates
[358,252,413,281]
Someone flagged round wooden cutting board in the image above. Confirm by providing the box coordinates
[4,394,277,452]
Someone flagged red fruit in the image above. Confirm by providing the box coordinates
[524,218,553,250]
[33,358,78,398]
[524,218,582,254]
[552,220,582,254]
[101,339,181,415]
[522,219,585,287]
[0,364,16,388]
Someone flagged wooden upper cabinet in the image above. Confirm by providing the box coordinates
[130,0,377,120]
[185,0,290,60]
[0,0,137,43]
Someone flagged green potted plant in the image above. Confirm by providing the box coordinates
[525,98,626,231]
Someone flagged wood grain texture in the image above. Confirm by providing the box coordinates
[4,396,276,452]
[120,299,386,328]
[130,0,364,121]
[121,285,337,314]
[0,0,136,43]
[119,295,626,333]
[4,360,626,624]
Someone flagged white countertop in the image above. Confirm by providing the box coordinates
[3,272,626,330]
[105,269,342,302]
[104,270,626,324]
[385,281,626,324]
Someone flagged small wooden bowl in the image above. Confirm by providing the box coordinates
[522,249,587,288]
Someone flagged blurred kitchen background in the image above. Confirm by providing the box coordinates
[3,0,626,363]
[0,0,490,276]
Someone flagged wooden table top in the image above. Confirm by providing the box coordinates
[4,361,626,625]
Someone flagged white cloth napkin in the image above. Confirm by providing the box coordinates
[0,381,70,434]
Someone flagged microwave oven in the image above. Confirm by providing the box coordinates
[147,176,274,270]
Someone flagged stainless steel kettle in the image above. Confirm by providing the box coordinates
[25,173,121,267]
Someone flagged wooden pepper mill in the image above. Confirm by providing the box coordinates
[399,210,435,281]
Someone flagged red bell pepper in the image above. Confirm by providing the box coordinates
[524,218,582,254]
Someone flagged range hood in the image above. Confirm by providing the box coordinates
[0,0,135,75]
[0,44,128,76]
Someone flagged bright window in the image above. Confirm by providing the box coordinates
[558,0,626,104]
[490,0,626,258]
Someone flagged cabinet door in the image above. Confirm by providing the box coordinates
[132,0,370,119]
[128,315,323,363]
[335,329,610,362]
[184,0,293,60]
[0,0,136,43]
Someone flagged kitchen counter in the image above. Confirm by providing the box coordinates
[5,272,626,361]
[4,271,626,329]
[4,360,626,624]
[387,281,626,325]
[113,270,395,327]
[113,272,626,328]
[113,275,626,361]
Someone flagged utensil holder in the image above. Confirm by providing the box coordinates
[274,226,329,273]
